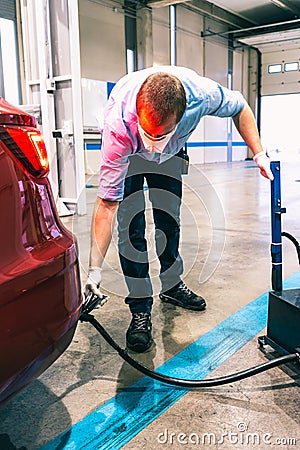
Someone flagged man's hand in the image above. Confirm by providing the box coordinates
[83,267,109,312]
[253,151,274,181]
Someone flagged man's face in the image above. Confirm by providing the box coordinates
[138,110,177,139]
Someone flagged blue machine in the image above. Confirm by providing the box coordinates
[259,161,300,355]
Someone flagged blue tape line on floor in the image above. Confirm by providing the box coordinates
[40,271,300,450]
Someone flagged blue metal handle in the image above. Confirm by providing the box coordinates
[270,161,286,292]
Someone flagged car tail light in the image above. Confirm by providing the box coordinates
[0,125,49,178]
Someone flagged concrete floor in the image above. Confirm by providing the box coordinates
[0,160,299,449]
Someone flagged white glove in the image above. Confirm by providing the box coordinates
[84,266,109,308]
[253,151,274,181]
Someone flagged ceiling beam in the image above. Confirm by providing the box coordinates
[146,0,254,29]
[233,18,300,39]
[147,0,190,7]
[270,0,300,17]
[188,0,255,27]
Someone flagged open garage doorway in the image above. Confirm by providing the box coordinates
[261,93,300,162]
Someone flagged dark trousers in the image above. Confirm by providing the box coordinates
[117,153,184,313]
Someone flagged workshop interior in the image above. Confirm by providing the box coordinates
[0,1,299,449]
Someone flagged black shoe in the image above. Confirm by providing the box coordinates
[126,312,153,353]
[159,282,206,311]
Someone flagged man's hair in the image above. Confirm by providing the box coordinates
[136,72,186,125]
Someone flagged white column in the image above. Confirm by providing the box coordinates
[67,0,86,215]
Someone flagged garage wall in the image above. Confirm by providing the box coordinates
[14,1,260,214]
[232,47,250,160]
[152,7,170,66]
[169,8,248,164]
[176,7,204,75]
[79,0,126,83]
[78,2,251,170]
[201,18,229,164]
[79,0,127,175]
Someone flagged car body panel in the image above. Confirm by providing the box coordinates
[0,98,83,406]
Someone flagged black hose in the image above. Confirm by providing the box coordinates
[282,231,300,265]
[80,312,300,388]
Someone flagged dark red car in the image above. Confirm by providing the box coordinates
[0,97,83,406]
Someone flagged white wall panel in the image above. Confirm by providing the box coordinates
[203,18,228,84]
[233,49,243,91]
[79,0,126,82]
[174,14,250,164]
[241,47,249,100]
[204,116,228,163]
[204,146,227,163]
[188,122,205,165]
[136,8,153,69]
[204,38,228,85]
[177,7,204,75]
[152,7,170,66]
[50,2,71,78]
[203,22,228,163]
[232,48,247,161]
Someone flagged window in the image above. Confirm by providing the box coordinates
[268,64,282,74]
[0,18,20,104]
[284,62,299,72]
